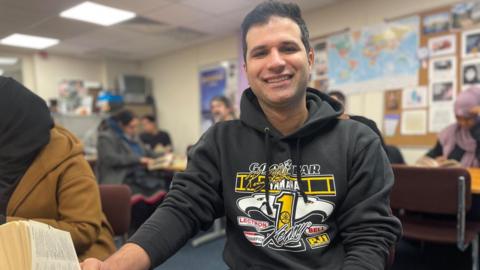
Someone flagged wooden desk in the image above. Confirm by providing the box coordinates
[148,154,187,172]
[468,168,480,194]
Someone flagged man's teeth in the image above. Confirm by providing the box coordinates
[267,76,290,83]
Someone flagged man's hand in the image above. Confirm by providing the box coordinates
[80,243,151,270]
[80,258,109,270]
[140,157,154,167]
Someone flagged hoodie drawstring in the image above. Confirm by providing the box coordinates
[263,128,308,215]
[264,127,273,215]
[296,139,308,203]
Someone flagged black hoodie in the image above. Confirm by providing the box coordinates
[130,88,402,270]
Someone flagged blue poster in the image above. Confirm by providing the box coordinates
[200,66,227,132]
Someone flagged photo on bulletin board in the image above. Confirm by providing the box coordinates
[402,86,428,109]
[428,34,456,57]
[462,58,480,90]
[312,40,328,80]
[428,56,456,81]
[451,2,480,29]
[429,106,456,133]
[430,80,456,103]
[385,90,402,111]
[462,28,480,58]
[423,12,450,35]
[400,109,427,135]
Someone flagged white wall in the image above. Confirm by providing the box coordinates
[142,35,238,154]
[143,0,461,161]
[32,54,103,100]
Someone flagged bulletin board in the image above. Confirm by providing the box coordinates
[310,3,480,147]
[384,4,470,147]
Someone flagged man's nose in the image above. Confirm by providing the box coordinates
[266,49,286,72]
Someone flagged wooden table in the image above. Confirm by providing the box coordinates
[468,168,480,194]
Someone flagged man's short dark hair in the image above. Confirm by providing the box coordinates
[211,96,233,109]
[241,1,310,61]
[328,90,346,104]
[114,109,136,126]
[142,114,156,123]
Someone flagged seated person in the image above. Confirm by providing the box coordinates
[423,86,480,167]
[139,115,172,154]
[96,110,164,195]
[0,76,115,261]
[328,90,405,164]
[210,95,236,123]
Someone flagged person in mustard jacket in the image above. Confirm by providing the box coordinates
[0,76,116,261]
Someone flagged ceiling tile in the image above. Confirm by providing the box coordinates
[95,0,173,14]
[144,3,212,26]
[23,17,101,40]
[182,0,252,15]
[1,0,82,14]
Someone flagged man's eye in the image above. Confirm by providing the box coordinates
[282,46,298,53]
[252,51,267,57]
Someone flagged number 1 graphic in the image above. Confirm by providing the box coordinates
[274,192,296,230]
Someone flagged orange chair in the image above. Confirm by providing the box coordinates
[99,184,132,243]
[391,165,480,270]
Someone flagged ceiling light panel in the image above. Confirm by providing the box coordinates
[0,34,59,49]
[0,57,18,65]
[60,1,136,26]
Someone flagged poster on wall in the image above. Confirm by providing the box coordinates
[462,58,480,91]
[451,2,480,30]
[462,28,480,58]
[429,106,456,132]
[423,12,450,35]
[311,39,328,91]
[200,60,238,132]
[327,16,419,94]
[400,109,427,135]
[58,80,94,115]
[429,80,456,104]
[383,114,400,137]
[428,34,456,57]
[428,56,456,81]
[402,86,428,109]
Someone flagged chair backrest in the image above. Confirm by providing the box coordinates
[99,184,132,236]
[391,165,472,215]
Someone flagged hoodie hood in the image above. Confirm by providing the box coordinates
[240,87,343,138]
[37,125,85,174]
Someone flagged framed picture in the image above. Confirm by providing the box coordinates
[452,2,480,30]
[429,56,456,81]
[423,12,450,35]
[428,34,456,57]
[462,58,480,91]
[402,86,428,109]
[462,28,480,58]
[429,80,456,104]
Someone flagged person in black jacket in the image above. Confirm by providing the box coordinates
[139,114,173,153]
[82,2,401,270]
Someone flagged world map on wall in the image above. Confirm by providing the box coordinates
[328,16,419,86]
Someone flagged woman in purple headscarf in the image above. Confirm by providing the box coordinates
[425,86,480,167]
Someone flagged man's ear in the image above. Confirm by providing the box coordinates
[307,47,314,68]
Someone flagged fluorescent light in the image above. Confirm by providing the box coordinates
[60,2,135,26]
[1,34,59,49]
[0,57,18,65]
[0,69,3,76]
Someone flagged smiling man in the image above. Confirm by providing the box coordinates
[82,2,401,270]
